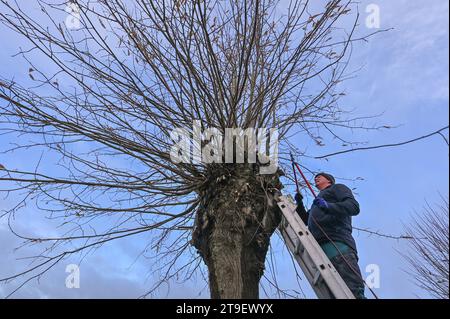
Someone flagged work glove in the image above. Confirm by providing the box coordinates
[294,192,303,204]
[313,197,329,209]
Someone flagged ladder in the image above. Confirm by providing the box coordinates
[276,194,355,299]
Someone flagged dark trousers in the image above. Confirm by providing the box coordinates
[329,250,366,299]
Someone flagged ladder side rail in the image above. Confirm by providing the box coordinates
[279,224,335,299]
[277,195,355,299]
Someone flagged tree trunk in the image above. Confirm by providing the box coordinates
[192,165,282,298]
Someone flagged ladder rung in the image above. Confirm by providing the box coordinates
[313,270,322,286]
[294,238,304,255]
[282,217,289,229]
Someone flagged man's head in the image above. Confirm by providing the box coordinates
[314,172,335,191]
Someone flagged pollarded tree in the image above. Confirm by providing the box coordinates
[0,0,376,298]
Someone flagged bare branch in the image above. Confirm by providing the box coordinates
[315,126,449,159]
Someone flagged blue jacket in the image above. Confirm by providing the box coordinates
[296,184,360,253]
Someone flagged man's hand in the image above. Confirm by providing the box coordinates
[313,197,329,209]
[294,192,303,203]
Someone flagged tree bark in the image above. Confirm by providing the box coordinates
[192,165,282,298]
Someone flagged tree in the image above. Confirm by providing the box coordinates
[0,0,374,298]
[403,197,449,299]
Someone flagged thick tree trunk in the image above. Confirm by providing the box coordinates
[192,165,282,298]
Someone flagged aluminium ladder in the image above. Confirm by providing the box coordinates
[276,194,355,299]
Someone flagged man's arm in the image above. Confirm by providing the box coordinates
[295,193,309,224]
[326,184,360,217]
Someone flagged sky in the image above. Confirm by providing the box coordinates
[0,0,448,299]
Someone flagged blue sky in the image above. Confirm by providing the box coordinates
[0,0,448,299]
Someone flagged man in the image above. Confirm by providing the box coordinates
[295,172,366,299]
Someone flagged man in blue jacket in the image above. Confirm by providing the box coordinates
[295,172,366,299]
